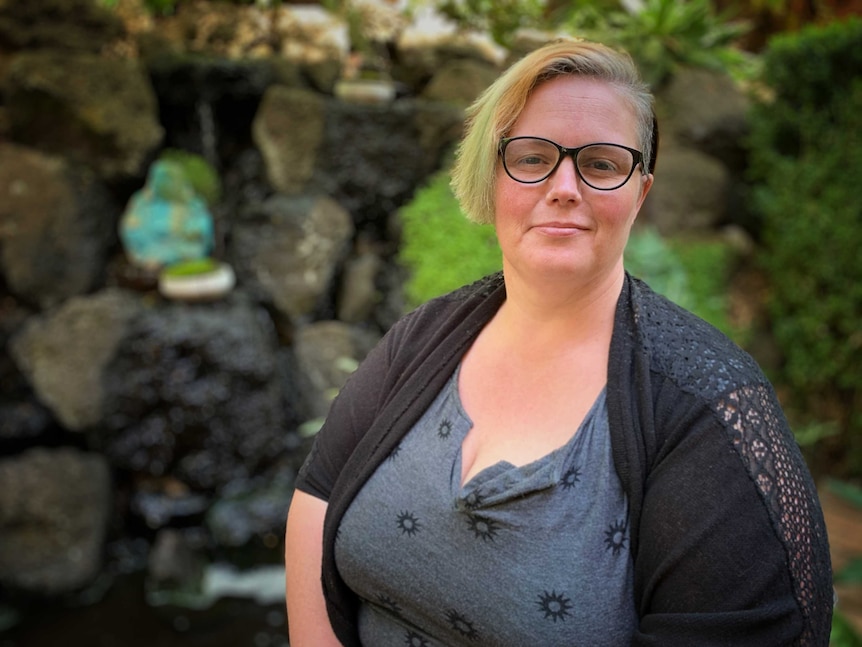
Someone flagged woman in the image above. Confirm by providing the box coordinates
[285,39,833,646]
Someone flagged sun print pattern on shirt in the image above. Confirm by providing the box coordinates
[466,513,500,542]
[463,489,485,509]
[404,630,431,647]
[536,590,574,622]
[397,510,422,536]
[445,608,480,640]
[335,376,634,645]
[376,592,403,617]
[437,418,453,439]
[560,466,582,489]
[604,518,628,555]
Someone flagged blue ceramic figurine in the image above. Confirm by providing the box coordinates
[120,160,215,271]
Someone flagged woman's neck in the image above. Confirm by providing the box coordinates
[496,264,625,350]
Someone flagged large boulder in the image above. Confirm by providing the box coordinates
[99,292,292,491]
[421,57,500,106]
[0,144,115,308]
[0,448,111,596]
[5,51,163,180]
[311,98,464,235]
[9,289,142,431]
[230,194,354,322]
[642,144,731,234]
[656,67,750,168]
[293,320,380,420]
[252,87,464,235]
[644,68,749,234]
[252,86,327,195]
[272,3,347,91]
[393,16,505,93]
[0,0,124,53]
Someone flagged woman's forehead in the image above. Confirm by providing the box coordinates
[512,77,639,143]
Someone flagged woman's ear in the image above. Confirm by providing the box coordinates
[636,173,654,212]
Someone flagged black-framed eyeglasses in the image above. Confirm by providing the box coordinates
[499,136,645,190]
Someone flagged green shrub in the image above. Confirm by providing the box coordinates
[436,0,546,48]
[427,0,753,85]
[560,0,754,87]
[625,227,740,340]
[624,226,690,306]
[831,611,862,647]
[747,18,862,479]
[397,170,740,343]
[667,236,738,337]
[397,169,501,308]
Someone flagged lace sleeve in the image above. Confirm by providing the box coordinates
[624,276,833,645]
[717,384,833,646]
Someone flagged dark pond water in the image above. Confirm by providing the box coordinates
[0,571,288,647]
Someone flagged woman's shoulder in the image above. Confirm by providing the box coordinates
[377,272,505,363]
[422,272,505,307]
[395,272,505,331]
[623,274,767,400]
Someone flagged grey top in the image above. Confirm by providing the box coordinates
[335,366,636,646]
[303,273,833,646]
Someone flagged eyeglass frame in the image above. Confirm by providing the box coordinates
[498,136,646,191]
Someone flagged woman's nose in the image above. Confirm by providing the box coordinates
[546,155,583,201]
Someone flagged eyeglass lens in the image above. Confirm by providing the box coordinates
[502,138,637,189]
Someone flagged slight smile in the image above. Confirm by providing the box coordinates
[531,222,589,237]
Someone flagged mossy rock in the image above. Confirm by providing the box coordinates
[159,149,222,206]
[161,258,220,277]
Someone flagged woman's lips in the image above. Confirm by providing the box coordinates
[532,222,588,236]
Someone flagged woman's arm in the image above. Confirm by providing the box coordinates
[285,490,342,647]
[632,385,832,646]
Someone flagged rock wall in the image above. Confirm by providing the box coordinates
[0,0,754,622]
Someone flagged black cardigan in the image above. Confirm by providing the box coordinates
[296,273,833,646]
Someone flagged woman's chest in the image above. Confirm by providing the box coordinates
[335,376,636,646]
[457,346,608,485]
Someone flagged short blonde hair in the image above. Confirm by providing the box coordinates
[451,39,655,224]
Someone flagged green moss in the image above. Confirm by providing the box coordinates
[162,258,219,277]
[397,169,501,308]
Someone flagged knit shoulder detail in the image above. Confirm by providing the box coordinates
[628,275,763,399]
[629,276,832,646]
[435,271,505,303]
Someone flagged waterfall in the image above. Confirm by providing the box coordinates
[196,99,218,169]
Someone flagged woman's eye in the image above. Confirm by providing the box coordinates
[515,154,552,168]
[583,158,618,173]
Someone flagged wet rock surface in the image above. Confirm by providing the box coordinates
[0,448,111,595]
[99,293,292,490]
